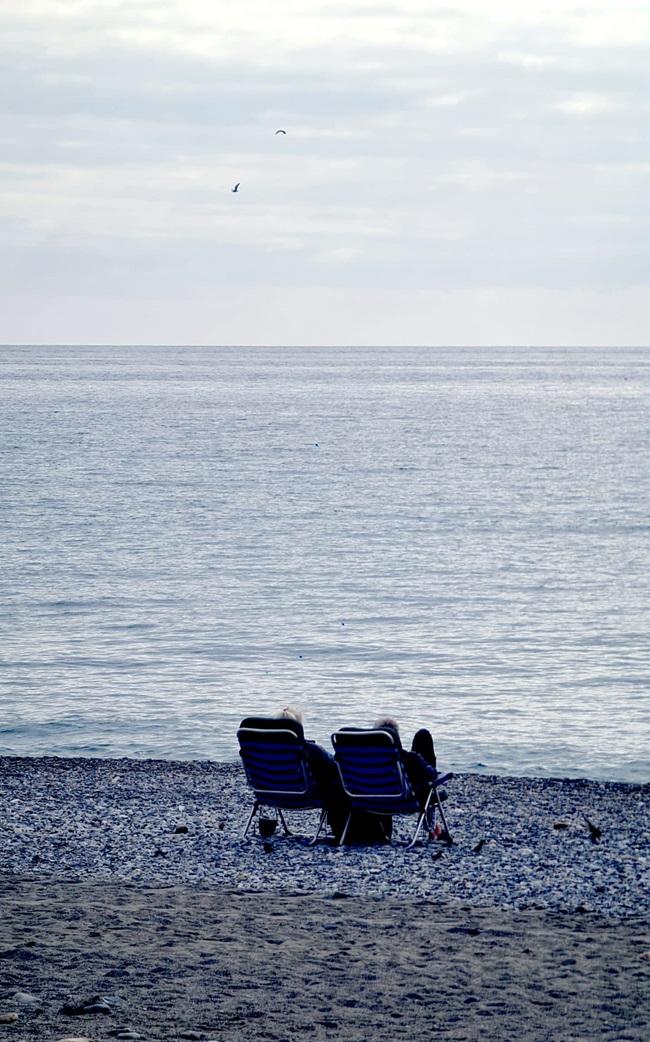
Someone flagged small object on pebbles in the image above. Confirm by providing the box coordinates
[431,850,444,862]
[582,815,602,843]
[61,996,113,1016]
[174,825,189,834]
[0,1013,18,1024]
[258,817,277,838]
[263,840,273,853]
[83,1002,112,1014]
[553,821,569,830]
[12,991,40,1006]
[472,839,485,854]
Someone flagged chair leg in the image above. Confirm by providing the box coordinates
[407,789,435,850]
[339,812,353,845]
[436,791,452,843]
[309,808,328,846]
[243,801,260,839]
[378,816,392,843]
[277,809,292,835]
[407,811,427,849]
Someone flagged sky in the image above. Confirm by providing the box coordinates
[1,0,649,346]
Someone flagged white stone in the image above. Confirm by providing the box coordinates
[12,992,40,1006]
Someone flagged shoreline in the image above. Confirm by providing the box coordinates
[1,750,645,786]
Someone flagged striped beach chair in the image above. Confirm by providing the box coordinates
[331,727,452,849]
[237,717,328,845]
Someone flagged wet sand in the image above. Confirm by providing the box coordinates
[1,878,649,1042]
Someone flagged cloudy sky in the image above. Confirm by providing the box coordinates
[1,0,649,345]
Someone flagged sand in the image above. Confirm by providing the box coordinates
[1,877,649,1042]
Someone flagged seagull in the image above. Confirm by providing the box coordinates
[232,182,240,193]
[275,129,286,135]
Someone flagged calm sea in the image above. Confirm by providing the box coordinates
[1,346,648,781]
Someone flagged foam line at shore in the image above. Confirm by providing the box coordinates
[1,756,648,916]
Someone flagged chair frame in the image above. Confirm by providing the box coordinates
[237,725,328,846]
[331,728,451,849]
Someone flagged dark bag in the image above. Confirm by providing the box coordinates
[341,811,393,844]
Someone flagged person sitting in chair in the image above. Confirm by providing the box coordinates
[277,707,348,840]
[373,716,440,807]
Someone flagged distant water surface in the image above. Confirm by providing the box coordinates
[1,345,648,782]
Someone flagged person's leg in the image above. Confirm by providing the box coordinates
[411,728,437,770]
[306,744,349,840]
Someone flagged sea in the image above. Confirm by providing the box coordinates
[1,345,648,782]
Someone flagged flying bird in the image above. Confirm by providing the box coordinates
[232,182,240,193]
[275,129,286,135]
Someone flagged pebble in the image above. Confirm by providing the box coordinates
[0,1014,18,1024]
[11,991,40,1006]
[0,757,647,917]
[61,996,113,1016]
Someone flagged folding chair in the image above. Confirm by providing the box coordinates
[331,727,452,849]
[237,717,328,845]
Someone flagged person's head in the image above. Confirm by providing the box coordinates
[277,706,304,725]
[373,716,399,733]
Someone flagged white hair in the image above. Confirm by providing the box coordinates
[277,706,304,725]
[373,716,399,733]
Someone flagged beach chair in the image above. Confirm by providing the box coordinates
[237,717,328,845]
[331,727,452,849]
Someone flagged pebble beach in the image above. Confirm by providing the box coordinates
[1,757,649,911]
[1,756,649,1041]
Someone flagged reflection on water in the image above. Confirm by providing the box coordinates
[1,346,649,781]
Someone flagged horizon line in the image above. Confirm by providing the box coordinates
[2,343,649,350]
